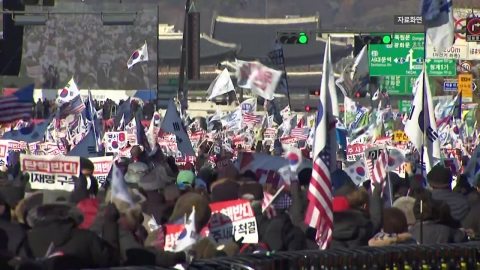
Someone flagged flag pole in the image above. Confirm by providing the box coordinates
[177,0,191,116]
[155,6,161,112]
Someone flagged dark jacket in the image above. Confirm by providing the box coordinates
[118,226,187,267]
[143,191,170,225]
[257,212,307,251]
[329,186,383,249]
[17,204,119,269]
[409,220,467,244]
[287,183,318,249]
[431,189,469,222]
[0,203,27,256]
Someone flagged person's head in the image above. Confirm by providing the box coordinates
[383,207,408,234]
[80,157,95,176]
[238,182,264,215]
[413,190,438,221]
[239,170,257,182]
[130,146,143,162]
[426,166,452,190]
[392,196,416,229]
[345,186,369,210]
[177,170,195,194]
[453,174,474,195]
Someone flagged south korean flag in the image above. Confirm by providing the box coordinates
[127,41,149,69]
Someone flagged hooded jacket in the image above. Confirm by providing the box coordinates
[18,204,119,269]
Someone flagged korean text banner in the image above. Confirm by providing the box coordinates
[20,154,80,191]
[90,156,114,186]
[164,199,259,250]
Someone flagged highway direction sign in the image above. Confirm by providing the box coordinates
[443,80,477,92]
[369,33,457,76]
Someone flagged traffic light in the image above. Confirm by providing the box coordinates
[277,31,309,44]
[355,91,367,98]
[309,90,320,96]
[353,34,392,56]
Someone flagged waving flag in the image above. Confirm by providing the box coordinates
[267,40,290,96]
[404,68,441,173]
[421,0,454,53]
[305,37,337,250]
[206,68,235,100]
[335,45,369,98]
[2,114,55,143]
[111,164,134,206]
[67,128,97,158]
[127,41,149,69]
[0,84,34,124]
[173,208,197,252]
[114,98,132,129]
[57,79,85,116]
[370,151,388,189]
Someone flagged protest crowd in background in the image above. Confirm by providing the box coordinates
[1,9,480,268]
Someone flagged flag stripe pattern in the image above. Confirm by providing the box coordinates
[305,117,334,249]
[0,85,34,124]
[371,151,388,185]
[305,133,333,249]
[291,127,310,141]
[242,113,262,126]
[262,192,276,218]
[61,96,86,116]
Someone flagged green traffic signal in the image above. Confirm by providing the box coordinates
[298,32,308,44]
[382,35,392,44]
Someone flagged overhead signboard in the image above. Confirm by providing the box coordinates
[380,76,435,95]
[369,33,457,76]
[426,37,468,59]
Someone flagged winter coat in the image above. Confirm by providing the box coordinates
[17,204,119,269]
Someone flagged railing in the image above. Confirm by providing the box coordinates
[90,242,480,270]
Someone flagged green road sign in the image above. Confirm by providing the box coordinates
[368,33,457,77]
[398,100,412,114]
[379,75,436,95]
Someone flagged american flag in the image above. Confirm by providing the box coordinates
[262,192,276,218]
[290,127,310,141]
[242,113,262,126]
[370,150,388,189]
[60,95,86,116]
[0,84,34,124]
[304,38,336,250]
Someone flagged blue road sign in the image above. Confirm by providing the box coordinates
[443,81,477,92]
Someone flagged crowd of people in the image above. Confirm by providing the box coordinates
[20,4,158,91]
[0,138,478,269]
[32,98,156,121]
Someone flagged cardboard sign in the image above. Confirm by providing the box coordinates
[393,131,410,142]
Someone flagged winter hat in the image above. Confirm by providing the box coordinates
[298,168,312,187]
[392,196,416,225]
[238,182,264,201]
[139,170,164,191]
[125,162,149,184]
[332,196,350,212]
[196,167,217,187]
[427,165,452,187]
[211,179,240,203]
[168,192,211,232]
[177,170,196,188]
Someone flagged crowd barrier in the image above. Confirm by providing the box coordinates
[91,242,480,270]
